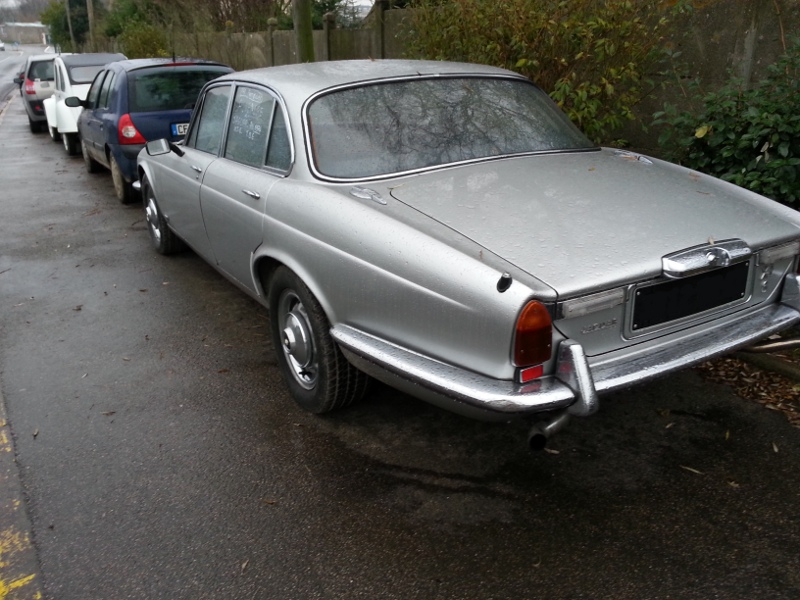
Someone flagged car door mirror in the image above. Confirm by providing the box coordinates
[64,96,84,108]
[146,139,184,157]
[13,76,23,85]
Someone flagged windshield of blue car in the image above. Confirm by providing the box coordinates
[307,76,597,179]
[128,66,232,113]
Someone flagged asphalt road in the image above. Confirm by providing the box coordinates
[0,44,29,112]
[1,72,800,600]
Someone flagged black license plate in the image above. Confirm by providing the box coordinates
[632,261,749,331]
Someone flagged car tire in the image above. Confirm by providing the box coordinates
[81,140,102,173]
[110,155,135,204]
[268,266,371,414]
[142,175,185,255]
[62,132,79,156]
[28,118,43,133]
[48,125,60,142]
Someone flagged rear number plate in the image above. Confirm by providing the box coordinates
[171,122,189,136]
[632,261,749,331]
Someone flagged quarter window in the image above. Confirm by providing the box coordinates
[266,107,291,172]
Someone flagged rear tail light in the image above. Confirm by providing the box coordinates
[513,300,553,367]
[118,114,147,145]
[24,79,36,95]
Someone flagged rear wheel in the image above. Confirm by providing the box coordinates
[48,125,60,142]
[110,155,135,204]
[62,132,79,156]
[142,175,184,255]
[28,118,43,133]
[81,140,102,173]
[268,267,370,414]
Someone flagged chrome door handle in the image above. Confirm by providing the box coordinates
[191,165,202,173]
[242,189,261,200]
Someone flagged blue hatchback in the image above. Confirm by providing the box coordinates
[70,58,233,203]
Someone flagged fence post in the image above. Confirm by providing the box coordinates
[268,18,278,66]
[323,12,336,61]
[373,0,389,59]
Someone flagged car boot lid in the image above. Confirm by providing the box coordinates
[388,148,800,297]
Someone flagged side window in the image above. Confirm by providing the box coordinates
[224,86,273,168]
[190,85,232,156]
[266,107,291,172]
[86,71,106,109]
[98,71,116,109]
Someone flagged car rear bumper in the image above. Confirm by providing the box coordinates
[112,145,145,182]
[333,274,800,421]
[24,99,47,121]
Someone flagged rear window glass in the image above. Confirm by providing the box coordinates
[29,60,54,81]
[128,67,231,113]
[68,65,107,84]
[308,77,595,179]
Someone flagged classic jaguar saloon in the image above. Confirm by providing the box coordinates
[136,60,800,448]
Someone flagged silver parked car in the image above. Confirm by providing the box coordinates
[137,60,800,448]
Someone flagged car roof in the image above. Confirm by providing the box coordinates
[112,57,233,72]
[59,53,126,67]
[214,59,524,101]
[27,53,64,63]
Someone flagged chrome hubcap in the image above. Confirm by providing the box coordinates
[278,291,317,389]
[145,197,161,243]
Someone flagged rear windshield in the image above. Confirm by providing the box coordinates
[68,65,107,84]
[29,60,54,81]
[308,76,595,179]
[128,66,231,113]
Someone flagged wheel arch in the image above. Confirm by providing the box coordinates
[254,252,337,326]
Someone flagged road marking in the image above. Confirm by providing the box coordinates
[0,95,15,124]
[0,387,43,600]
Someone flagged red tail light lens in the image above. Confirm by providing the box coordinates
[513,300,553,366]
[24,79,36,95]
[118,114,147,145]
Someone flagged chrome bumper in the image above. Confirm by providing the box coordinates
[332,283,800,422]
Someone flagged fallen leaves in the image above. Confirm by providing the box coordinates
[696,357,800,428]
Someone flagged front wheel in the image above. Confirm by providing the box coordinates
[81,140,101,173]
[142,175,184,255]
[268,267,370,414]
[48,125,60,142]
[62,132,79,156]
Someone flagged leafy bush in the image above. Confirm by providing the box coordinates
[119,22,170,58]
[404,0,694,144]
[654,40,800,204]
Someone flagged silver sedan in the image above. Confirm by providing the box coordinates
[136,60,800,448]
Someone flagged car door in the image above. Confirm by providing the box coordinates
[200,85,287,291]
[156,83,233,261]
[80,69,110,164]
[43,59,64,131]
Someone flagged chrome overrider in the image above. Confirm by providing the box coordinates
[332,273,800,447]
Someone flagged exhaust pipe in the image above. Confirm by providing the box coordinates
[527,411,571,451]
